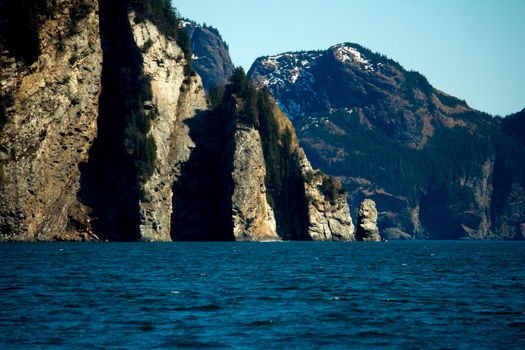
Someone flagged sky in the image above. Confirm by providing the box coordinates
[173,0,525,116]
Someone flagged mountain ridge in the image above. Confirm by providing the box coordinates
[248,42,525,240]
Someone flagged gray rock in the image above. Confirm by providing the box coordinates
[183,21,235,91]
[230,126,279,241]
[131,14,208,242]
[299,150,355,241]
[356,199,381,241]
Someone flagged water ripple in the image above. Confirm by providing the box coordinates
[0,241,524,349]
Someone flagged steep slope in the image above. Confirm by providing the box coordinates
[249,43,473,147]
[0,1,354,242]
[71,1,208,242]
[0,0,207,241]
[249,43,525,240]
[182,20,234,91]
[171,69,354,241]
[0,0,102,241]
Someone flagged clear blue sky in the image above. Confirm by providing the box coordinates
[174,0,525,116]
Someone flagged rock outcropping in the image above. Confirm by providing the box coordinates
[300,151,354,240]
[131,14,207,241]
[221,73,354,241]
[0,1,207,241]
[230,125,279,241]
[356,199,381,242]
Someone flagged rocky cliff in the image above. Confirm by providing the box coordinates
[230,123,279,241]
[0,1,354,241]
[299,150,354,241]
[182,20,234,91]
[248,43,525,240]
[0,0,102,241]
[131,14,208,241]
[0,0,207,241]
[173,69,354,241]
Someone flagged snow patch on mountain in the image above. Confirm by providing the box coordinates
[258,51,323,89]
[333,44,373,71]
[180,20,192,28]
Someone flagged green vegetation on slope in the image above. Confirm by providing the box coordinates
[210,68,309,239]
[298,110,495,204]
[501,108,525,146]
[299,108,525,238]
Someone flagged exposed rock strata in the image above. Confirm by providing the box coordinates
[231,126,279,241]
[356,199,381,241]
[131,15,207,241]
[299,151,354,240]
[227,87,354,241]
[0,0,102,241]
[0,2,354,242]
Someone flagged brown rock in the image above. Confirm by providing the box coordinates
[0,1,102,241]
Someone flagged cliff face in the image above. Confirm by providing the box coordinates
[248,43,525,240]
[0,0,102,241]
[131,15,207,241]
[0,2,354,241]
[299,150,354,241]
[182,21,235,91]
[220,75,354,241]
[0,1,207,241]
[230,124,279,241]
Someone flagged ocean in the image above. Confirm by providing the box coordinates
[1,241,524,349]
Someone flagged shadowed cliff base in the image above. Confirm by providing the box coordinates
[170,109,234,241]
[79,0,151,241]
[171,69,351,241]
[257,88,310,240]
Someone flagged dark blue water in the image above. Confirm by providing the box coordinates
[1,241,524,349]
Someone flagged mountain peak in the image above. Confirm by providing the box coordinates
[331,43,374,70]
[182,20,234,91]
[249,41,473,144]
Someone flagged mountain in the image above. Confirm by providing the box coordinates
[0,0,353,242]
[182,20,234,91]
[248,43,525,240]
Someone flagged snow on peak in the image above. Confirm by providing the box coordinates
[253,51,323,119]
[257,51,322,88]
[334,45,373,71]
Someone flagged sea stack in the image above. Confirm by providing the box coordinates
[356,199,381,241]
